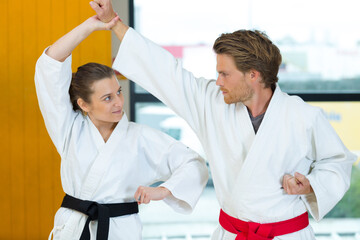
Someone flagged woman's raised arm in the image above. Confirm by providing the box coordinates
[46,15,119,62]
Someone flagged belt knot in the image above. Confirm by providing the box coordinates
[219,209,309,240]
[61,194,138,240]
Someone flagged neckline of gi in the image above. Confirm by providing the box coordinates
[86,113,129,149]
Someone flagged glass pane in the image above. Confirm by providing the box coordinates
[307,102,360,237]
[134,0,360,93]
[134,84,150,94]
[135,102,205,158]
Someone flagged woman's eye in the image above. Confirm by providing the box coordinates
[117,87,122,95]
[105,96,111,101]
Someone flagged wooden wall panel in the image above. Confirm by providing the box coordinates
[0,0,12,237]
[23,0,41,238]
[0,0,113,239]
[9,0,26,238]
[36,1,56,238]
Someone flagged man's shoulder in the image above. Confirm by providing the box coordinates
[279,93,323,122]
[280,91,318,110]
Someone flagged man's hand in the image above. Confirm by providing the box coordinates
[282,172,313,195]
[89,0,117,23]
[134,186,171,204]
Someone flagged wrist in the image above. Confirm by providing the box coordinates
[81,17,98,34]
[103,11,117,23]
[159,187,171,198]
[309,185,314,194]
[112,20,129,41]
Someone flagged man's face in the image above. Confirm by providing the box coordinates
[216,54,254,104]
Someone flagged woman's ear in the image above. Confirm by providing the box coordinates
[77,98,90,113]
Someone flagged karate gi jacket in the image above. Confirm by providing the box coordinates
[113,28,357,240]
[35,49,209,240]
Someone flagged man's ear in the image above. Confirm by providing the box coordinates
[247,69,261,86]
[77,98,90,113]
[249,69,260,81]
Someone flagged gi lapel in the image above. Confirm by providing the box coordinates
[80,113,129,200]
[60,114,129,239]
[227,86,284,216]
[238,86,283,179]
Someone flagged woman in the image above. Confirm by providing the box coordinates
[35,15,208,240]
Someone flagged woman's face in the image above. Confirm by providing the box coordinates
[81,75,124,127]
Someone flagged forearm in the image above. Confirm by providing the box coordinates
[112,20,129,42]
[46,19,94,62]
[134,186,171,204]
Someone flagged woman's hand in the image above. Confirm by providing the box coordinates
[134,186,171,204]
[84,15,119,32]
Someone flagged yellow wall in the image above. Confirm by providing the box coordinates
[309,102,360,153]
[0,0,112,239]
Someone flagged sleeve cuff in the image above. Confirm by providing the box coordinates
[113,27,135,70]
[302,174,322,221]
[160,182,193,214]
[40,47,72,68]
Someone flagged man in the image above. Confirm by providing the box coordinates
[90,1,357,239]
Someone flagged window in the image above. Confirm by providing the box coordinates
[129,0,360,239]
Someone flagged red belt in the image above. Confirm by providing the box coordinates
[219,209,309,240]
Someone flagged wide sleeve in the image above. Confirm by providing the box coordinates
[301,109,357,221]
[34,49,77,155]
[113,28,210,135]
[140,126,209,214]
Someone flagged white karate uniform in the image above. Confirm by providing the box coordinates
[113,28,357,240]
[35,49,209,240]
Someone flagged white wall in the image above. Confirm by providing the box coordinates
[112,0,131,117]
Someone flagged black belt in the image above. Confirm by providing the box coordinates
[61,194,139,240]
